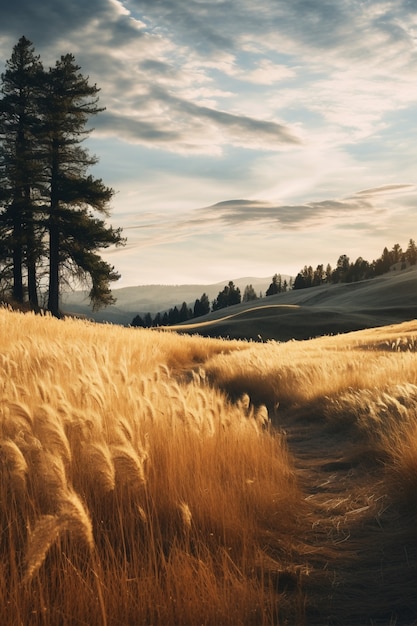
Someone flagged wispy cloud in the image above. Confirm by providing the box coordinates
[120,183,415,247]
[194,196,372,231]
[95,88,300,153]
[354,184,416,197]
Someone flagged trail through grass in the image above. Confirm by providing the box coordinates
[276,413,417,625]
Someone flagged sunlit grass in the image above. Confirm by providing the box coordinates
[0,309,416,624]
[0,308,303,625]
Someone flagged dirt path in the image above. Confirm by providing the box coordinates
[277,414,417,626]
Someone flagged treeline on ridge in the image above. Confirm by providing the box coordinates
[131,239,416,328]
[293,240,417,289]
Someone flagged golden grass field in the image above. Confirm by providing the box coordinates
[0,307,416,625]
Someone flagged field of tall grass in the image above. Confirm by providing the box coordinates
[0,307,416,625]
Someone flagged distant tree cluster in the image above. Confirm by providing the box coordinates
[265,273,291,296]
[132,281,260,327]
[242,283,258,302]
[0,37,124,317]
[212,280,241,310]
[131,292,211,328]
[292,240,416,290]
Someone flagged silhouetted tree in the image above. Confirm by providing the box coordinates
[193,292,210,317]
[0,36,44,307]
[41,53,124,316]
[380,247,392,274]
[143,312,153,328]
[179,301,191,322]
[131,314,144,327]
[243,283,258,302]
[391,243,402,265]
[296,265,313,287]
[293,272,306,290]
[266,274,281,296]
[332,255,350,283]
[212,280,241,310]
[153,312,162,326]
[406,238,417,265]
[345,257,365,282]
[168,305,180,324]
[312,264,325,286]
[325,263,332,283]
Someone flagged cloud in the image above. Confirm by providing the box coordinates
[195,195,374,230]
[94,112,181,145]
[3,0,417,157]
[354,184,416,197]
[94,84,300,152]
[119,191,380,247]
[2,2,303,155]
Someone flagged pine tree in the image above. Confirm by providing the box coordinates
[212,281,241,310]
[266,274,280,296]
[179,301,190,322]
[406,239,417,266]
[194,292,210,317]
[243,283,258,301]
[0,36,44,307]
[293,272,306,290]
[40,53,124,316]
[312,264,325,286]
[131,314,144,327]
[168,306,180,324]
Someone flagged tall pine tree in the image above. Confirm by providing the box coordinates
[40,53,124,316]
[0,36,44,307]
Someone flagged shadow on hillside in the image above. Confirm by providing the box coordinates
[174,268,417,342]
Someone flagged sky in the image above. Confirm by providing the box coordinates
[1,0,417,286]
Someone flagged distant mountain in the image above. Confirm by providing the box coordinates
[61,276,283,326]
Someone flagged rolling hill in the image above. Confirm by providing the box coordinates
[171,265,417,341]
[62,266,416,341]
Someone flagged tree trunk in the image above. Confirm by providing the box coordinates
[27,257,38,310]
[48,143,60,318]
[25,187,39,310]
[12,215,24,303]
[48,220,60,317]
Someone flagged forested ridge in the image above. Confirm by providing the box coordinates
[131,238,416,328]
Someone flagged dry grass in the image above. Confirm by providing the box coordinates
[0,308,304,625]
[0,309,416,625]
[201,322,415,413]
[204,320,417,624]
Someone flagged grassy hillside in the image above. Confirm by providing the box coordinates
[174,265,417,341]
[0,308,416,625]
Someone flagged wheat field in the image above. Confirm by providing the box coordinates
[0,308,416,625]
